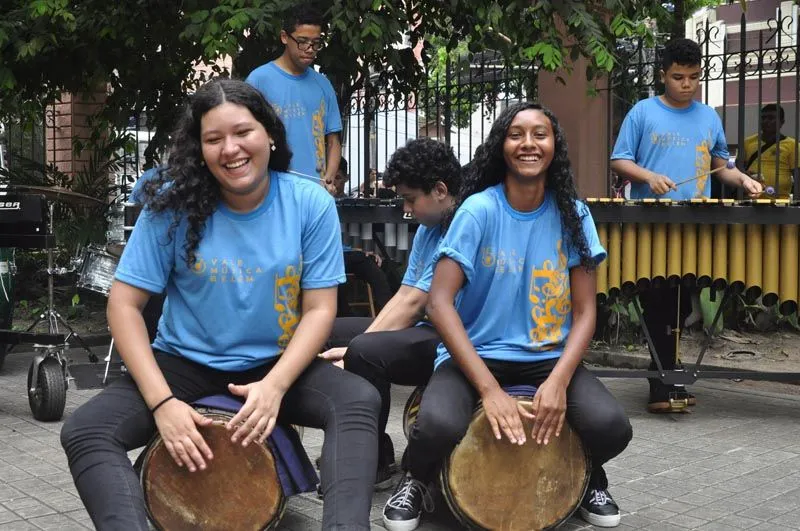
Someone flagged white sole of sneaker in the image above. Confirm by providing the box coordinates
[580,507,621,528]
[382,515,421,531]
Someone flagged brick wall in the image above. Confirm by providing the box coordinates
[45,90,107,176]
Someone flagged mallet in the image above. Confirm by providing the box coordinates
[673,158,736,187]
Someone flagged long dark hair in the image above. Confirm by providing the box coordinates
[142,79,292,267]
[456,101,593,268]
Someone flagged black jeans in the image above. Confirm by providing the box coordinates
[405,358,632,490]
[639,285,692,387]
[342,321,439,438]
[60,352,380,531]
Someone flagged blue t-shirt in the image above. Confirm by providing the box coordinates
[611,97,730,200]
[115,171,346,371]
[246,62,342,180]
[432,185,606,368]
[130,166,163,204]
[402,224,443,293]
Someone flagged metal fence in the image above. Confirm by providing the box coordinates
[341,51,536,197]
[608,6,800,198]
[0,117,46,175]
[8,6,797,203]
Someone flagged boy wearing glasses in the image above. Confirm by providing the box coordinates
[246,3,342,185]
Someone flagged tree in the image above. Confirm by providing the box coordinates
[0,0,692,164]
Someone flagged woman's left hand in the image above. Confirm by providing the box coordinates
[530,376,568,445]
[226,380,285,446]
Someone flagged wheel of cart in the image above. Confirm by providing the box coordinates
[27,344,68,421]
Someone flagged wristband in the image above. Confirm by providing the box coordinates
[151,394,175,414]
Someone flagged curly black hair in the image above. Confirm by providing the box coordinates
[456,101,594,268]
[383,138,461,196]
[142,78,292,267]
[282,3,325,34]
[661,38,701,71]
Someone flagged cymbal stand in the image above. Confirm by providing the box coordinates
[23,202,97,362]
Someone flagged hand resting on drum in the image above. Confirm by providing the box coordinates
[152,398,214,472]
[480,387,534,445]
[226,380,285,447]
[530,376,568,446]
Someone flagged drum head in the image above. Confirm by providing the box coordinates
[141,414,284,531]
[441,401,589,531]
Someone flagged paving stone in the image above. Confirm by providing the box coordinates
[0,352,799,530]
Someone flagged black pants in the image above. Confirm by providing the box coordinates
[338,251,392,316]
[342,321,439,438]
[405,358,632,490]
[639,285,692,386]
[60,352,380,531]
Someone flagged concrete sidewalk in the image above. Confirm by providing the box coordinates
[0,349,799,530]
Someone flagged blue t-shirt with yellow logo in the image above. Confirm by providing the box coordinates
[611,97,729,200]
[115,171,346,371]
[432,185,605,368]
[246,62,342,180]
[402,224,443,293]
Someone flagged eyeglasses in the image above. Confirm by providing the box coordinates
[287,34,325,52]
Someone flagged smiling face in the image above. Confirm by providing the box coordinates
[200,101,271,205]
[502,109,555,183]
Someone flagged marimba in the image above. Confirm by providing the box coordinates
[587,197,800,385]
[335,198,417,263]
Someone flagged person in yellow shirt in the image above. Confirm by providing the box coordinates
[743,104,799,198]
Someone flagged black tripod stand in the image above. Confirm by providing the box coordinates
[21,202,97,362]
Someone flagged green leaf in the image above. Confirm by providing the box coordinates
[71,293,80,306]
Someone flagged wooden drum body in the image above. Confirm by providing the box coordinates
[402,385,590,531]
[140,405,285,531]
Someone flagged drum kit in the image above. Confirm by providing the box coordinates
[0,183,140,421]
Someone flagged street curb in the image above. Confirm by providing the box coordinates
[586,348,650,370]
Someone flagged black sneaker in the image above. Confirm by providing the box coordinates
[579,488,621,528]
[382,474,433,531]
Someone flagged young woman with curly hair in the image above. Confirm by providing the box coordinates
[60,79,380,531]
[383,103,632,530]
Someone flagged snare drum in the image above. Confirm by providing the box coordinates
[402,385,590,531]
[140,403,287,530]
[76,245,120,296]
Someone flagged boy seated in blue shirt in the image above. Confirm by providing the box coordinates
[321,138,461,489]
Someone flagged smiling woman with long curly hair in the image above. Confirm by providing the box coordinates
[451,101,593,268]
[60,78,381,531]
[383,102,632,531]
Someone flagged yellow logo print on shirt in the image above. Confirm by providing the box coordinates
[528,240,571,348]
[694,138,711,198]
[274,264,302,349]
[312,101,326,178]
[192,257,207,275]
[481,247,496,268]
